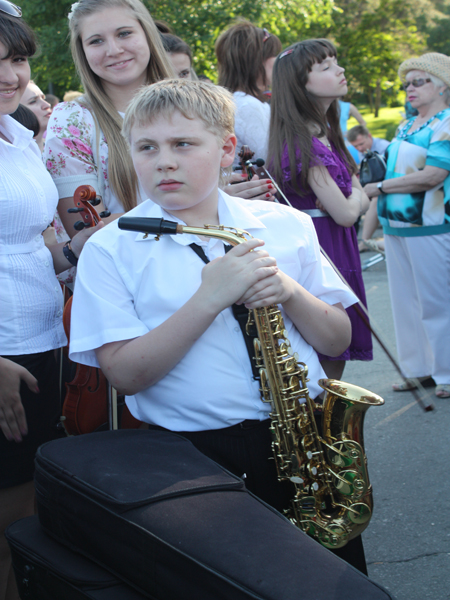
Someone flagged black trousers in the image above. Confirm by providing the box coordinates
[0,350,61,489]
[154,418,368,575]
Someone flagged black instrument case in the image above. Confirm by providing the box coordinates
[33,429,394,600]
[5,515,147,599]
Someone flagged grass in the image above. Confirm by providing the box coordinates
[347,105,405,141]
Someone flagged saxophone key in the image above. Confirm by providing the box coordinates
[347,502,372,525]
[298,495,316,514]
[333,469,367,496]
[307,463,319,477]
[289,476,304,485]
[318,525,349,549]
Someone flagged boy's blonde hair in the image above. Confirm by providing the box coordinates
[122,79,235,144]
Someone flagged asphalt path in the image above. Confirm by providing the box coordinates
[343,248,450,600]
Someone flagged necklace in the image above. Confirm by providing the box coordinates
[397,109,448,139]
[317,136,331,149]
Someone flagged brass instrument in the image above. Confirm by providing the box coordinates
[118,217,384,549]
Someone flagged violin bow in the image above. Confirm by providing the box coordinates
[251,160,434,412]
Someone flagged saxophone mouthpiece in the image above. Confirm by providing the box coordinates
[118,217,180,235]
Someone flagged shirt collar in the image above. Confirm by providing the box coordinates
[217,189,267,233]
[0,115,35,151]
[132,190,267,246]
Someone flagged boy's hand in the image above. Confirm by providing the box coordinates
[199,239,278,313]
[236,269,295,309]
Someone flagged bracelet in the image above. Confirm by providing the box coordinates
[63,241,78,266]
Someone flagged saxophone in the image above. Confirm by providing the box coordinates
[118,217,384,549]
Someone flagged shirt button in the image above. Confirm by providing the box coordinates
[234,326,240,333]
[45,261,49,267]
[57,310,62,317]
[54,286,59,291]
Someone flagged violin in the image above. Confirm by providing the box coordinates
[61,185,142,433]
[61,185,110,435]
[62,295,109,435]
[237,145,267,180]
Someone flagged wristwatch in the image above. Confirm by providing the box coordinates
[63,241,79,266]
[377,181,385,193]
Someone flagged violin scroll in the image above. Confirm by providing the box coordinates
[69,184,111,231]
[237,145,268,180]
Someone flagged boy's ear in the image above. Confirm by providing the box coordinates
[220,133,237,168]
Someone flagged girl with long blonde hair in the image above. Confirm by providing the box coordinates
[44,0,174,237]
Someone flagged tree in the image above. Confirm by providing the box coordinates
[148,0,336,78]
[427,0,450,55]
[330,0,426,115]
[20,0,444,110]
[21,1,76,97]
[20,0,336,96]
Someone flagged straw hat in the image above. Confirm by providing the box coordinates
[398,52,450,88]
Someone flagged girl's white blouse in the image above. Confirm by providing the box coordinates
[233,92,271,168]
[0,116,66,355]
[43,101,145,215]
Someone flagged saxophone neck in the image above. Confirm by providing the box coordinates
[178,224,252,247]
[118,217,253,247]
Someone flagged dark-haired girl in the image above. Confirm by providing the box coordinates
[161,33,194,80]
[0,6,102,597]
[268,39,373,382]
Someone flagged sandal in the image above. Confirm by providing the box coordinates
[436,384,450,398]
[392,376,435,392]
[364,239,385,255]
[358,240,369,253]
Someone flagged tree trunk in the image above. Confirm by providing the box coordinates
[374,80,381,118]
[368,89,374,113]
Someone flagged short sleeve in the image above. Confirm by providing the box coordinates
[426,115,450,170]
[280,139,343,184]
[69,240,149,367]
[43,101,99,199]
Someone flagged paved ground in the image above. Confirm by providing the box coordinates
[343,249,450,600]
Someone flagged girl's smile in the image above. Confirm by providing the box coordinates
[81,6,150,92]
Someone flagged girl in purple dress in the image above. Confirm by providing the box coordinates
[268,39,372,380]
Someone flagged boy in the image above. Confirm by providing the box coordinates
[70,79,357,526]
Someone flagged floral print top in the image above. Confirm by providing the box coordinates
[43,100,122,214]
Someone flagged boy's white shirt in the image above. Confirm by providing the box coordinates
[70,190,358,431]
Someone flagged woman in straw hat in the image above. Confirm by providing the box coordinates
[363,53,450,398]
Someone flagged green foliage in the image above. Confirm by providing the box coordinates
[18,0,449,108]
[20,0,335,94]
[348,105,404,140]
[21,0,76,97]
[329,0,426,114]
[148,0,336,80]
[427,17,450,55]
